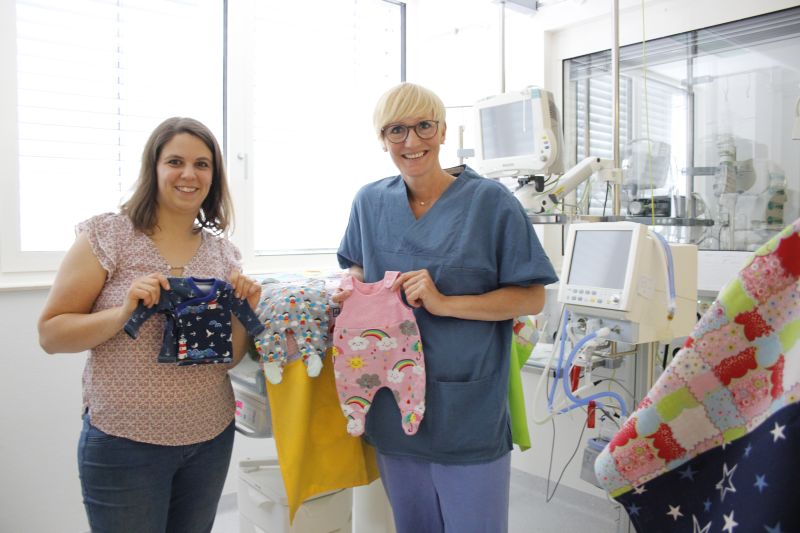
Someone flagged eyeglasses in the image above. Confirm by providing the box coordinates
[381,120,440,143]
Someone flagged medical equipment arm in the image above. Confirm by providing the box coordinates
[533,157,613,213]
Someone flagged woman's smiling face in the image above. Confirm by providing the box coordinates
[155,133,213,216]
[383,116,447,180]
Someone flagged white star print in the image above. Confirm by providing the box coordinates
[667,505,683,520]
[692,515,711,533]
[633,485,647,495]
[716,463,737,502]
[722,511,738,533]
[770,422,786,442]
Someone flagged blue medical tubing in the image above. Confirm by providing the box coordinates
[548,308,570,410]
[552,310,628,416]
[652,230,677,319]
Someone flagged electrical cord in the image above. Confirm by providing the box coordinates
[597,404,622,429]
[579,175,592,214]
[545,412,589,503]
[593,378,635,402]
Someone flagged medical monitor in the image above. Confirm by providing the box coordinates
[558,221,698,343]
[474,87,564,178]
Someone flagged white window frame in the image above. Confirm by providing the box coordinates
[226,0,407,275]
[1,0,228,284]
[0,0,60,276]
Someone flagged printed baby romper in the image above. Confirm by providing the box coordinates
[125,277,265,365]
[332,271,426,436]
[254,279,331,384]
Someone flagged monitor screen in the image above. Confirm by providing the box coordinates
[567,230,632,290]
[479,99,534,160]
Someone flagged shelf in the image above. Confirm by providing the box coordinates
[528,214,715,227]
[605,216,715,227]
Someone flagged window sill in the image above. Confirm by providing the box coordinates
[0,273,55,292]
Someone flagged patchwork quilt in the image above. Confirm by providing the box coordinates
[594,218,800,532]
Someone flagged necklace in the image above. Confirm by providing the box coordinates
[409,173,455,207]
[408,193,431,207]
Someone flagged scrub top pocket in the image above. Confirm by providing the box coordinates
[436,266,495,296]
[428,373,507,456]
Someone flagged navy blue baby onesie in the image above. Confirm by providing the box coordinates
[124,277,265,366]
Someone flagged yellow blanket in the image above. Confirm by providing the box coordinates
[265,355,380,523]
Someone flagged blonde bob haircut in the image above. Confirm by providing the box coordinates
[372,82,446,140]
[121,117,234,235]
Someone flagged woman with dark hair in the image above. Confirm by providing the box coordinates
[38,117,261,532]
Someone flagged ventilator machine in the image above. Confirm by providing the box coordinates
[532,221,697,426]
[558,221,696,345]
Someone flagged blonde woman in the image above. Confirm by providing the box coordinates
[335,83,558,533]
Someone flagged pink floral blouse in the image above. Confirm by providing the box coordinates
[78,213,243,445]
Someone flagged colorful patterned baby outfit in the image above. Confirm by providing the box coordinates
[332,271,426,436]
[125,277,265,366]
[254,279,331,384]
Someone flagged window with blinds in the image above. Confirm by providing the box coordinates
[14,0,223,256]
[563,6,799,244]
[570,71,676,215]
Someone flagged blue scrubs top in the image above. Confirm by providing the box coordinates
[337,165,558,464]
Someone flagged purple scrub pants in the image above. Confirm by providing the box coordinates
[377,451,511,533]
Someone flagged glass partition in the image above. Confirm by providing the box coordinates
[563,6,800,251]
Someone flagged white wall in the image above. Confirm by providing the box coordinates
[0,289,87,532]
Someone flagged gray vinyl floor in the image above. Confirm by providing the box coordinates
[212,468,628,533]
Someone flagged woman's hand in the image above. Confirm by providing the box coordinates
[331,266,364,305]
[229,271,262,311]
[331,288,351,305]
[123,273,170,315]
[393,269,448,316]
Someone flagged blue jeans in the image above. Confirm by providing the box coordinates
[377,451,511,533]
[77,414,234,533]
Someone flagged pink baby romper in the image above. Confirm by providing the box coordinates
[332,271,426,436]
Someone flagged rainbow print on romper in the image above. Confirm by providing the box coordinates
[346,396,372,411]
[392,359,417,372]
[360,328,389,341]
[411,339,422,352]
